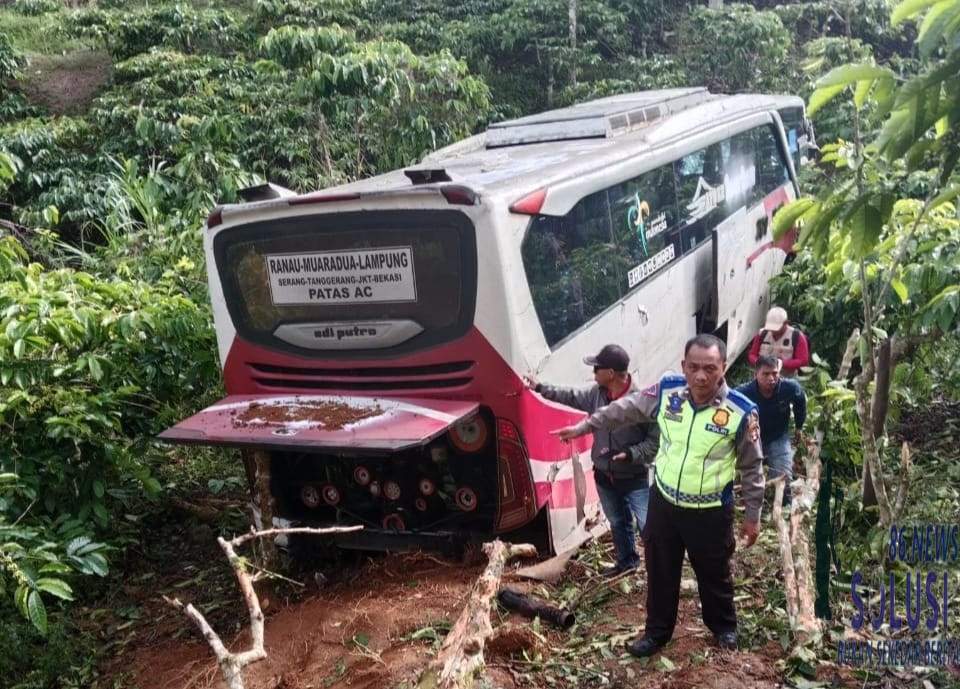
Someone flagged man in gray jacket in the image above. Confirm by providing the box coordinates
[528,344,659,576]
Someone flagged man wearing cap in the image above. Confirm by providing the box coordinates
[747,306,810,377]
[552,334,764,655]
[527,344,659,577]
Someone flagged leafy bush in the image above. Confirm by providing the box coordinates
[0,29,25,81]
[69,4,251,59]
[11,0,62,16]
[0,613,98,688]
[0,234,219,532]
[677,4,791,93]
[1,482,110,634]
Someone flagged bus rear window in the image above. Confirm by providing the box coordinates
[213,210,477,355]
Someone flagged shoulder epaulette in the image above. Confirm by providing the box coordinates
[660,374,686,390]
[726,388,758,414]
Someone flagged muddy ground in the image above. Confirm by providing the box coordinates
[103,516,857,689]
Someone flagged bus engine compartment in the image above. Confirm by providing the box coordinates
[271,412,499,537]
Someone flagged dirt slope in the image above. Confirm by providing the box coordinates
[120,538,823,689]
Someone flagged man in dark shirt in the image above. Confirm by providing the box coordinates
[736,355,806,508]
[527,344,659,576]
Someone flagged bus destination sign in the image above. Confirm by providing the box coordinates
[265,246,417,305]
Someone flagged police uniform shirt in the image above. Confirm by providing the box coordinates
[571,376,765,522]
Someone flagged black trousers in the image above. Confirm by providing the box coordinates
[642,485,737,643]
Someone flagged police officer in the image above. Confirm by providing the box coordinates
[553,334,764,655]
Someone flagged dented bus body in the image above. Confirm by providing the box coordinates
[161,89,813,554]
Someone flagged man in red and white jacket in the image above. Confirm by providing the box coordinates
[746,307,810,377]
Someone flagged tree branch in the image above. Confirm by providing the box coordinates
[165,525,363,689]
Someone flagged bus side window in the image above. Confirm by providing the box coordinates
[777,107,804,171]
[722,129,757,214]
[676,142,726,254]
[610,162,680,290]
[755,125,791,196]
[521,190,625,347]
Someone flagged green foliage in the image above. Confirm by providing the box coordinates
[0,614,99,688]
[677,4,791,93]
[11,0,62,16]
[70,4,250,60]
[1,473,110,635]
[0,234,218,528]
[3,12,491,232]
[775,0,915,62]
[0,29,25,81]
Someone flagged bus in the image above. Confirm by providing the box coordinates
[161,88,814,555]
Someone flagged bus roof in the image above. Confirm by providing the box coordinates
[225,90,803,218]
[325,91,802,197]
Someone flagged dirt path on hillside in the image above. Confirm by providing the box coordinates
[117,535,854,689]
[18,50,111,114]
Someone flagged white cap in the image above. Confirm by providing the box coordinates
[764,306,788,331]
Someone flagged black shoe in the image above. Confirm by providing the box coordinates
[626,636,663,658]
[600,562,638,578]
[716,631,738,650]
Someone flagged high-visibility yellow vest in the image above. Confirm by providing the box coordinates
[652,375,756,509]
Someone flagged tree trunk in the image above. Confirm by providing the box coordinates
[708,0,723,8]
[862,336,894,508]
[252,451,277,568]
[568,0,578,86]
[871,337,893,437]
[854,358,894,526]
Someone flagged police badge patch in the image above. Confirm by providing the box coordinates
[712,408,730,427]
[665,392,684,421]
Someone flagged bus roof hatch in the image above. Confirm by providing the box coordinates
[484,88,714,148]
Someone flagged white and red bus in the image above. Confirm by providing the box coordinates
[162,88,813,554]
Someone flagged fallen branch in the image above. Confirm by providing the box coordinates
[417,540,537,689]
[164,525,363,689]
[773,328,861,646]
[567,567,634,612]
[771,476,799,627]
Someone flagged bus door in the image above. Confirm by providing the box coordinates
[711,207,752,353]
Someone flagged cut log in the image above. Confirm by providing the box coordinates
[417,540,536,689]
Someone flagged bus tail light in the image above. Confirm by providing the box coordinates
[509,188,547,215]
[455,486,479,512]
[495,419,537,531]
[300,485,321,509]
[206,207,224,229]
[440,185,478,206]
[320,484,342,506]
[382,513,405,530]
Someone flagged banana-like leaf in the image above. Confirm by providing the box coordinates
[892,0,945,26]
[815,63,895,88]
[918,1,960,57]
[772,197,816,240]
[891,277,909,304]
[808,84,847,116]
[930,184,960,210]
